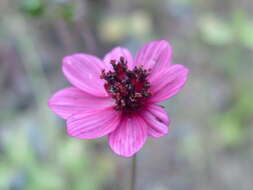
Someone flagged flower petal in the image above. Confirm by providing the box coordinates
[67,108,121,139]
[135,40,172,80]
[141,104,170,138]
[149,64,188,103]
[108,115,147,157]
[48,87,114,119]
[104,47,134,69]
[62,54,108,97]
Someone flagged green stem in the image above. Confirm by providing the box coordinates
[130,154,137,190]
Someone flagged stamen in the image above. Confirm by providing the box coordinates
[101,57,151,112]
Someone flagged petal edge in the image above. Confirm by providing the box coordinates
[62,54,108,97]
[104,47,134,69]
[141,104,170,138]
[67,108,121,139]
[48,87,113,119]
[149,64,189,103]
[108,115,147,157]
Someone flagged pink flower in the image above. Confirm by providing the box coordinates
[48,40,188,157]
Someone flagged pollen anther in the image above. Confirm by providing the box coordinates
[101,57,151,112]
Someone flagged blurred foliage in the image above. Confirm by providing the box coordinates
[233,10,253,49]
[0,117,112,190]
[20,0,45,16]
[99,11,152,43]
[199,10,253,50]
[199,15,234,45]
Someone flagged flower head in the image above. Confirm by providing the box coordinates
[48,40,188,157]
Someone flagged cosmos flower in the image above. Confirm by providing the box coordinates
[48,40,188,157]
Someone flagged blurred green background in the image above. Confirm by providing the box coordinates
[0,0,253,190]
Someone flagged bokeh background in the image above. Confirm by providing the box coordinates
[0,0,253,189]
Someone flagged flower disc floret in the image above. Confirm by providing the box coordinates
[101,57,151,112]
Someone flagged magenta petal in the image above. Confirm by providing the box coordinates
[108,115,147,157]
[67,108,121,139]
[62,54,108,97]
[149,64,188,103]
[48,87,113,119]
[104,47,134,69]
[135,40,172,80]
[141,104,170,138]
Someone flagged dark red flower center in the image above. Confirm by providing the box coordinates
[101,57,151,112]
